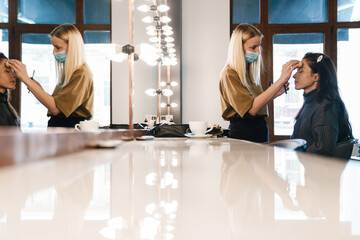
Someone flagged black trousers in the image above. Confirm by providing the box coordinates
[229,116,269,143]
[48,114,85,128]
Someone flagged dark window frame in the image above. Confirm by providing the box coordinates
[231,0,360,141]
[0,0,111,115]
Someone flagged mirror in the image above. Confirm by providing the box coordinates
[111,0,181,126]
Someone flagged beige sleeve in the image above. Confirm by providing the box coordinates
[220,71,255,118]
[54,71,92,118]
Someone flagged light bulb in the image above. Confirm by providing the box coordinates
[145,89,157,96]
[138,43,158,65]
[168,48,176,53]
[160,16,171,23]
[171,82,178,87]
[137,4,149,12]
[165,37,174,42]
[149,37,159,43]
[160,81,167,87]
[158,4,170,12]
[162,26,172,31]
[160,103,167,108]
[170,103,178,107]
[169,53,176,58]
[166,43,175,48]
[147,30,157,36]
[142,16,153,23]
[162,89,173,96]
[146,25,156,32]
[163,30,173,36]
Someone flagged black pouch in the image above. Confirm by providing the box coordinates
[151,124,189,137]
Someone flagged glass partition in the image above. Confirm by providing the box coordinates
[338,0,360,22]
[84,0,110,24]
[273,33,324,135]
[0,0,8,23]
[269,0,328,24]
[232,0,260,24]
[17,0,75,24]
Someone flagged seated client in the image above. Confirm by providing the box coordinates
[0,52,20,127]
[291,52,353,156]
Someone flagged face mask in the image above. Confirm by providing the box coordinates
[245,51,259,63]
[54,51,67,63]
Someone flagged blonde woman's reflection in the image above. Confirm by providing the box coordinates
[220,144,297,238]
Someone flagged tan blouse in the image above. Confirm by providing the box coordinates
[219,66,268,120]
[48,65,93,119]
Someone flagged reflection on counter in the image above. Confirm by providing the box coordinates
[220,142,360,239]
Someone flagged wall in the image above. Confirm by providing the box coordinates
[182,0,230,128]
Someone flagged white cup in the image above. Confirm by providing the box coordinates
[75,121,99,132]
[189,121,213,135]
[165,115,173,123]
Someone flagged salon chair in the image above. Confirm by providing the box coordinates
[334,139,357,159]
[264,138,307,152]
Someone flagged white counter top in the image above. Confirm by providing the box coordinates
[0,138,359,239]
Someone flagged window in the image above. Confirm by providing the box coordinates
[232,0,360,140]
[4,0,111,129]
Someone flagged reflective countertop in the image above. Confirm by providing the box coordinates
[0,138,360,240]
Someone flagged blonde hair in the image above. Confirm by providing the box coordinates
[222,24,263,87]
[50,24,92,86]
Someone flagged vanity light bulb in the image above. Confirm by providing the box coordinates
[165,37,174,43]
[171,82,178,87]
[160,16,171,23]
[170,103,178,108]
[162,26,172,31]
[157,4,170,12]
[160,81,167,87]
[162,89,173,96]
[147,30,157,36]
[163,30,173,36]
[137,4,149,12]
[160,103,167,108]
[142,16,153,23]
[145,89,157,96]
[146,25,156,32]
[166,43,175,48]
[168,48,176,53]
[149,37,159,43]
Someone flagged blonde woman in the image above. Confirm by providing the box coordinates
[0,52,20,127]
[10,24,93,127]
[219,23,299,142]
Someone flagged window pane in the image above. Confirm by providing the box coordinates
[338,0,360,22]
[21,34,55,129]
[269,0,328,23]
[0,29,9,56]
[337,28,360,138]
[0,0,8,23]
[84,0,110,24]
[273,33,324,136]
[84,31,111,126]
[17,0,75,24]
[232,0,260,24]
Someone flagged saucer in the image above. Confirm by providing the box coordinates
[184,133,211,138]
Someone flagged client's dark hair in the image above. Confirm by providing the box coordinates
[296,52,352,140]
[0,52,20,121]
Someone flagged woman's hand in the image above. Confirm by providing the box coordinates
[275,82,289,98]
[8,59,32,84]
[279,60,301,84]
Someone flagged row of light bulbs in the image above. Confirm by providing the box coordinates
[141,0,178,110]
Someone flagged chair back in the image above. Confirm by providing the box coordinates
[334,139,356,159]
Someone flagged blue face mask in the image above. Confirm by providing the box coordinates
[244,51,259,63]
[54,51,67,63]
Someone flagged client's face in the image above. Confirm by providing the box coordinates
[0,59,16,93]
[293,60,319,94]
